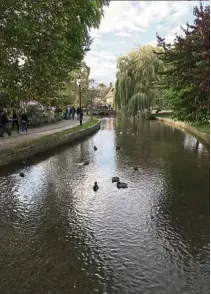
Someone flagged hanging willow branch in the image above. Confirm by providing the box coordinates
[115,45,164,117]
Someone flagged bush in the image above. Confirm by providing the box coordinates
[27,105,62,126]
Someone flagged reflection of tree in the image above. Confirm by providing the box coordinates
[115,118,209,253]
[155,150,210,254]
[115,118,184,168]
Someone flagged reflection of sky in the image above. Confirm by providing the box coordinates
[183,134,207,155]
[14,163,48,207]
[0,118,209,294]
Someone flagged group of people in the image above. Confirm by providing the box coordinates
[97,104,112,110]
[0,108,29,137]
[65,105,81,120]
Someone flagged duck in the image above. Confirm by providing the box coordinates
[117,181,128,189]
[116,146,121,151]
[93,182,99,192]
[84,160,89,166]
[119,132,123,135]
[112,176,120,183]
[133,167,139,171]
[19,172,25,177]
[94,146,97,151]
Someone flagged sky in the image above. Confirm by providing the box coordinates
[84,1,205,86]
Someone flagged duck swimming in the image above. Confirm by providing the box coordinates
[112,176,120,183]
[133,167,139,171]
[116,146,121,151]
[19,172,25,177]
[93,182,99,192]
[117,181,128,189]
[94,146,97,151]
[84,160,89,166]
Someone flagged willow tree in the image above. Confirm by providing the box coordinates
[115,45,164,118]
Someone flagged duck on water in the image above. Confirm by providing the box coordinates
[112,176,120,183]
[117,181,128,189]
[93,182,99,192]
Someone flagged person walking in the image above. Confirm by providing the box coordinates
[0,108,11,137]
[72,106,76,120]
[66,105,71,120]
[76,107,80,120]
[21,110,29,134]
[11,109,19,133]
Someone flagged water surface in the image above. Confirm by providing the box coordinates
[0,118,209,294]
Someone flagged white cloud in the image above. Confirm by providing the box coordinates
[148,25,185,46]
[91,1,195,36]
[114,32,131,37]
[85,1,196,84]
[85,50,117,84]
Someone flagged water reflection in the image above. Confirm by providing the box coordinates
[0,118,209,294]
[183,134,207,156]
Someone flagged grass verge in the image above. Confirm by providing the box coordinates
[152,114,210,145]
[33,118,99,145]
[150,113,172,119]
[0,118,100,157]
[192,124,210,135]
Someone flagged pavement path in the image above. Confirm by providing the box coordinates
[0,116,89,152]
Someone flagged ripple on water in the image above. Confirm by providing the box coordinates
[0,118,209,294]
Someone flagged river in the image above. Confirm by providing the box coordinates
[0,118,209,294]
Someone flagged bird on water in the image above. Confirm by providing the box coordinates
[93,182,99,192]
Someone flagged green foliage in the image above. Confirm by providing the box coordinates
[0,0,109,104]
[57,61,90,107]
[26,106,62,126]
[156,2,210,124]
[115,45,164,117]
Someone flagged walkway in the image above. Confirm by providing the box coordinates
[0,116,88,152]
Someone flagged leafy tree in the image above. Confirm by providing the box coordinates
[156,1,210,123]
[115,45,164,117]
[55,61,90,107]
[0,0,109,104]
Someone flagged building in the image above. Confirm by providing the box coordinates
[105,86,115,108]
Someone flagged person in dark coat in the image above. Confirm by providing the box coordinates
[21,110,29,134]
[76,107,80,119]
[0,108,11,137]
[72,106,76,119]
[11,109,19,133]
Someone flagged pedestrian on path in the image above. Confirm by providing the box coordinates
[11,109,19,133]
[66,105,71,120]
[21,110,29,134]
[76,107,80,120]
[72,106,76,120]
[0,108,11,137]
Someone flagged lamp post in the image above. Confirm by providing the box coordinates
[77,76,82,126]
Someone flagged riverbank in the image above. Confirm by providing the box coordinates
[0,118,100,168]
[151,113,210,146]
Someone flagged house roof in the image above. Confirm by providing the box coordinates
[105,87,115,99]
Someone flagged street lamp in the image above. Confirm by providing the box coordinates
[77,76,82,126]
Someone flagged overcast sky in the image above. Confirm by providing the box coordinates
[84,1,203,86]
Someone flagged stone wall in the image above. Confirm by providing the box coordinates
[0,121,101,168]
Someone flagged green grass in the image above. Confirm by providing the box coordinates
[192,124,210,135]
[150,113,172,120]
[0,118,100,157]
[151,112,210,139]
